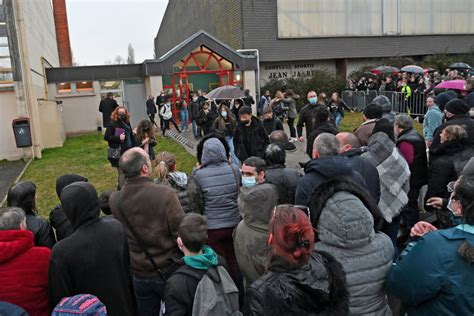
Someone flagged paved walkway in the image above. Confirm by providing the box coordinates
[167,123,311,170]
[0,159,27,205]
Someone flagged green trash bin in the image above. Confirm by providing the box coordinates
[12,118,32,148]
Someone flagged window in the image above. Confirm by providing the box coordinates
[57,81,95,96]
[0,46,9,57]
[0,57,11,69]
[100,80,123,105]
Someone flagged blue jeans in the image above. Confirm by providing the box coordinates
[333,112,343,128]
[225,136,240,166]
[133,275,166,316]
[180,109,189,130]
[191,120,199,139]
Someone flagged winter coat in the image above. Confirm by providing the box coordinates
[362,132,411,223]
[306,121,339,157]
[0,230,51,316]
[234,116,269,161]
[24,214,55,248]
[396,127,428,188]
[49,174,88,242]
[212,118,235,138]
[160,103,173,120]
[243,95,255,107]
[0,302,28,316]
[423,105,443,142]
[295,156,367,207]
[265,165,301,204]
[164,253,229,316]
[154,171,203,214]
[49,182,134,316]
[244,252,349,316]
[262,117,283,136]
[98,97,118,127]
[193,138,241,230]
[430,114,474,151]
[341,147,381,203]
[386,225,474,315]
[354,119,377,146]
[188,100,201,120]
[146,98,157,114]
[297,103,319,138]
[328,100,351,116]
[104,119,136,168]
[281,97,297,118]
[233,183,279,285]
[314,185,394,315]
[196,109,217,135]
[109,176,185,277]
[425,141,474,211]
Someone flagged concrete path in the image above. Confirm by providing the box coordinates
[166,123,311,170]
[0,159,27,205]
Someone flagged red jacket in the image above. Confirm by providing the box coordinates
[0,230,51,316]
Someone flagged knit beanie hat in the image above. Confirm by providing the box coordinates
[445,99,469,115]
[52,294,107,316]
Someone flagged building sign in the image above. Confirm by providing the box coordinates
[261,63,318,81]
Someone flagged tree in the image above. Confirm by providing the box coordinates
[114,55,125,65]
[127,43,135,64]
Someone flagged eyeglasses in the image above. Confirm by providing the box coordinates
[447,181,456,193]
[272,204,311,221]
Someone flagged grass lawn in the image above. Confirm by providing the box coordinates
[20,133,196,218]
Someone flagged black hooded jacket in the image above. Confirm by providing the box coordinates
[49,174,88,241]
[234,116,269,161]
[48,182,134,316]
[244,251,349,316]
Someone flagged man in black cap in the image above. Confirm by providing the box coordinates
[99,92,119,128]
[430,98,474,152]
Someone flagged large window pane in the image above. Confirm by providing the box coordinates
[0,71,13,82]
[0,45,9,57]
[0,56,10,69]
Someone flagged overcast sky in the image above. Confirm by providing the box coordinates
[67,0,168,66]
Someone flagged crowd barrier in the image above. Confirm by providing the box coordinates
[342,90,427,116]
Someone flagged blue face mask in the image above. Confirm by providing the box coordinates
[221,111,228,118]
[242,176,257,188]
[309,97,317,105]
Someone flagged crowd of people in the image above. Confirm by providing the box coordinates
[1,83,474,316]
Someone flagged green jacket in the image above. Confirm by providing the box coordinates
[386,225,474,315]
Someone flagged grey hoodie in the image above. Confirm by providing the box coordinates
[194,138,241,229]
[233,183,279,284]
[316,191,394,316]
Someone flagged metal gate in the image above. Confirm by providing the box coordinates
[123,79,147,127]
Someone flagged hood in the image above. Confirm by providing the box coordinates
[317,192,375,248]
[435,91,456,109]
[0,230,34,263]
[183,245,218,270]
[60,182,100,230]
[304,156,353,178]
[56,174,88,198]
[201,138,227,166]
[169,171,188,189]
[430,140,465,156]
[366,132,395,165]
[239,183,278,232]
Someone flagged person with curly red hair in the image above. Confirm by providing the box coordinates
[243,205,349,315]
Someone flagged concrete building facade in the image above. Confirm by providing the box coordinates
[155,0,474,86]
[0,0,65,161]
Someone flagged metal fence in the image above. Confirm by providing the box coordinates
[342,90,427,116]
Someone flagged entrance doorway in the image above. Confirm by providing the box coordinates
[163,45,244,119]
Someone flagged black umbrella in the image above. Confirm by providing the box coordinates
[205,85,246,100]
[401,65,424,74]
[448,62,472,70]
[362,72,379,79]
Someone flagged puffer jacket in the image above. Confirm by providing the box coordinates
[155,172,203,214]
[233,183,279,285]
[193,138,241,230]
[25,215,55,249]
[314,181,394,315]
[244,251,349,316]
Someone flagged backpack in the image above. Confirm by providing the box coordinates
[192,266,242,316]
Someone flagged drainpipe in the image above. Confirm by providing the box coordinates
[237,49,260,98]
[40,56,52,99]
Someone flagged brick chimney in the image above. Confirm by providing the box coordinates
[53,0,73,67]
